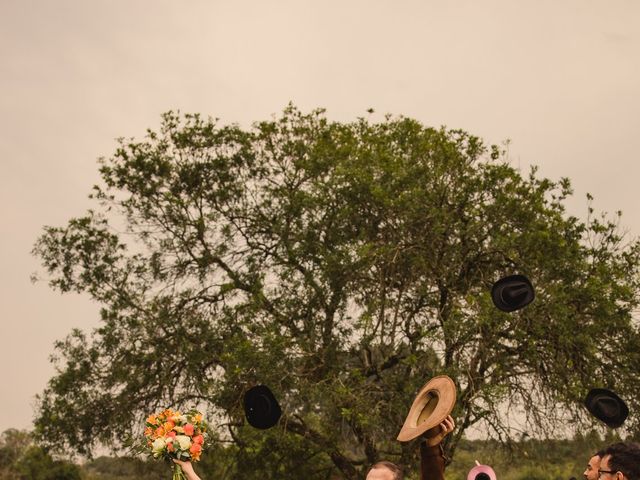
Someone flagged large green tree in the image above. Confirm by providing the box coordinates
[33,106,640,479]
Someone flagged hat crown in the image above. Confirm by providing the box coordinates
[501,284,528,305]
[593,395,621,417]
[416,392,439,425]
[248,393,272,413]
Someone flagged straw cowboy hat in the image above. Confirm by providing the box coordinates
[491,274,535,312]
[397,375,457,442]
[585,388,628,429]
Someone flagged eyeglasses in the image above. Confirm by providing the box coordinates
[598,470,618,478]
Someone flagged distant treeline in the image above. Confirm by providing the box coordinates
[2,428,637,480]
[445,430,621,480]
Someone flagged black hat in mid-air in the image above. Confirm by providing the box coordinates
[243,385,282,430]
[491,274,535,312]
[585,388,628,429]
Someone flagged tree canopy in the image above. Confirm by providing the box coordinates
[33,106,640,479]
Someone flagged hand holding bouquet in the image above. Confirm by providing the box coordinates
[143,408,207,480]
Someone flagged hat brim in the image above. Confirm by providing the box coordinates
[397,375,456,442]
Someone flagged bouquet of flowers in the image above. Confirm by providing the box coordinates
[143,408,208,480]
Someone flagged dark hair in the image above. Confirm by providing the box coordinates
[603,442,640,480]
[594,448,606,458]
[368,461,404,480]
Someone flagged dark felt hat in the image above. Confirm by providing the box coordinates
[243,385,282,430]
[585,388,628,428]
[491,275,535,312]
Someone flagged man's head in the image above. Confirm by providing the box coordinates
[584,451,604,480]
[366,461,403,480]
[599,442,640,480]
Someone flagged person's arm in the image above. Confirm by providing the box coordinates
[420,416,455,480]
[173,459,202,480]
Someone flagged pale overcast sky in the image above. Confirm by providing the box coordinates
[1,1,639,435]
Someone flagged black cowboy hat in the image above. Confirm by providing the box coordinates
[491,275,535,312]
[243,385,282,430]
[585,388,628,428]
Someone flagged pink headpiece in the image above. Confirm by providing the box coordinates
[467,461,497,480]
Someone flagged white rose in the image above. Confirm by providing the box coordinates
[176,435,191,450]
[151,438,166,456]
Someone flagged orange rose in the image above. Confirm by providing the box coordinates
[167,442,174,452]
[167,430,177,438]
[163,420,175,431]
[183,423,195,436]
[190,443,202,455]
[154,426,165,438]
[192,434,204,445]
